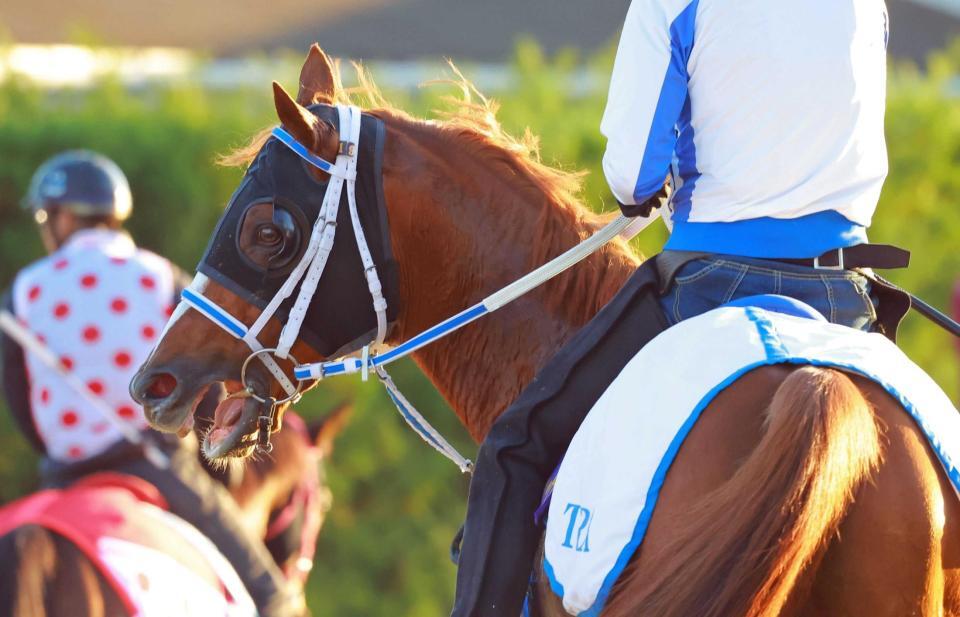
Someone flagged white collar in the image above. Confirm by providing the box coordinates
[61,228,135,253]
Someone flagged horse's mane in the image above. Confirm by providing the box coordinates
[220,62,605,229]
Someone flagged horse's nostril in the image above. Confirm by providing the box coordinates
[145,373,178,400]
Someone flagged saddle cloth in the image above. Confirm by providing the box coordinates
[0,473,255,617]
[543,305,960,616]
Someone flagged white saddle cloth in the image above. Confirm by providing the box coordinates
[543,306,960,616]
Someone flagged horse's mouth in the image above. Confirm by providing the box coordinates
[200,383,263,460]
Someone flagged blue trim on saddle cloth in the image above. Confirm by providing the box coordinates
[557,362,769,617]
[543,307,960,616]
[664,209,869,259]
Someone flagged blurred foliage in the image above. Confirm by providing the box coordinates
[0,39,958,615]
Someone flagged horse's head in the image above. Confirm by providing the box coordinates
[131,45,399,459]
[229,405,350,588]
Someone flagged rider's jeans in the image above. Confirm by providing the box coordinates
[660,254,878,331]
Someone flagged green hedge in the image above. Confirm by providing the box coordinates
[0,41,958,615]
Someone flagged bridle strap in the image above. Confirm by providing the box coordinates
[177,104,390,404]
[293,212,657,381]
[291,212,660,473]
[273,107,356,358]
[180,287,299,397]
[342,106,389,346]
[270,127,353,179]
[377,367,473,473]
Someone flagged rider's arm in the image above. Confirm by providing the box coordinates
[0,290,46,454]
[601,0,696,215]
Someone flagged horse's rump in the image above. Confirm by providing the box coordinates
[0,472,254,617]
[543,305,960,615]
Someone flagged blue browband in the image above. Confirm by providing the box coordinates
[270,127,346,177]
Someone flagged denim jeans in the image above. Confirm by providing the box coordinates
[660,254,879,331]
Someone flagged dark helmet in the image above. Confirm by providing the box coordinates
[23,150,132,223]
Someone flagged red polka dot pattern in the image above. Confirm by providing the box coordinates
[114,351,132,368]
[18,237,176,462]
[82,326,101,343]
[53,303,70,320]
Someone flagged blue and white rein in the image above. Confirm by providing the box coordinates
[179,103,660,473]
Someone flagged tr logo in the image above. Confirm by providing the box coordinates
[561,503,592,553]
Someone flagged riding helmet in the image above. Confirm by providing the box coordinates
[23,150,132,222]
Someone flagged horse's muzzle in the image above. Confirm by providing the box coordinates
[130,365,195,433]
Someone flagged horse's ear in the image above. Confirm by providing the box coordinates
[308,403,352,457]
[297,44,337,106]
[273,81,320,149]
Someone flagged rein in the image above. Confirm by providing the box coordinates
[180,103,660,470]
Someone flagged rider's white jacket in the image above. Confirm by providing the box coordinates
[601,0,889,258]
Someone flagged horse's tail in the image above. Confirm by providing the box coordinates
[0,525,57,617]
[605,366,882,617]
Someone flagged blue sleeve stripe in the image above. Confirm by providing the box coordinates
[632,0,699,204]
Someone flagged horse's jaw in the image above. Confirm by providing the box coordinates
[202,391,263,460]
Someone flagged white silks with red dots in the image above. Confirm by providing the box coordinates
[12,229,175,462]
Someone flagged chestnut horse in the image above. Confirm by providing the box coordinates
[131,45,960,615]
[0,406,348,617]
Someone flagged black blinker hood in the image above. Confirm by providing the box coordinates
[197,104,399,358]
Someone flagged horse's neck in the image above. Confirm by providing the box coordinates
[385,124,639,441]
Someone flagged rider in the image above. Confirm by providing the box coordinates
[0,151,297,617]
[452,2,908,615]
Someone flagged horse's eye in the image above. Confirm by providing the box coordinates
[257,225,282,246]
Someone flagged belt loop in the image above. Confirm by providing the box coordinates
[813,248,845,271]
[361,345,370,382]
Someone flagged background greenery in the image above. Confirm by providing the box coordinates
[1,40,958,615]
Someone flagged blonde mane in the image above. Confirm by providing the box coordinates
[220,62,596,225]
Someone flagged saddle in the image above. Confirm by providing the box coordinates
[0,472,254,616]
[540,301,960,615]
